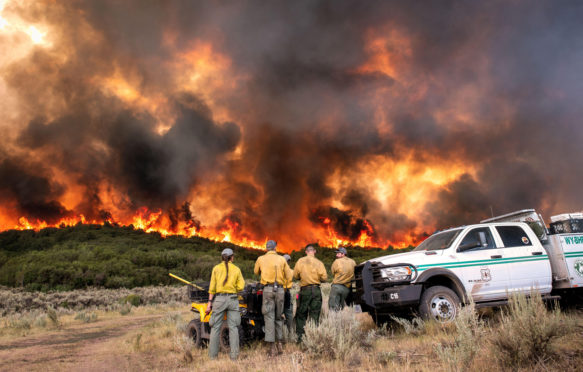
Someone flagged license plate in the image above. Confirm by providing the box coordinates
[381,291,400,302]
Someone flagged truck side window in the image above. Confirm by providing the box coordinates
[495,226,532,247]
[459,227,496,251]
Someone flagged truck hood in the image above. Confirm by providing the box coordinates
[365,250,444,266]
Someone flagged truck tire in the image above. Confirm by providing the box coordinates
[419,286,460,322]
[219,322,245,352]
[186,319,203,348]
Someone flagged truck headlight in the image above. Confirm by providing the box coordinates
[380,266,412,282]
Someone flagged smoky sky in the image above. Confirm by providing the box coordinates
[1,0,583,246]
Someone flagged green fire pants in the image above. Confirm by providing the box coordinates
[328,284,350,311]
[295,285,322,342]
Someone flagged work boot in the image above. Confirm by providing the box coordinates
[268,342,277,357]
[276,342,284,355]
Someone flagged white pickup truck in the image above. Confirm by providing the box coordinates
[354,209,583,322]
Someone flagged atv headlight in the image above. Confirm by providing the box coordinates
[380,266,412,282]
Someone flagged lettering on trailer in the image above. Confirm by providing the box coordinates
[564,236,583,245]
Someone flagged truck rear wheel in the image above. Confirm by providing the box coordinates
[419,286,460,322]
[186,319,203,348]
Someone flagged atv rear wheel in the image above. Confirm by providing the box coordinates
[186,319,203,348]
[419,286,460,322]
[219,322,244,352]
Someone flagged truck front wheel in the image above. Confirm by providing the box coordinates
[419,286,460,322]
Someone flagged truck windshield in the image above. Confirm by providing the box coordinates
[413,229,463,251]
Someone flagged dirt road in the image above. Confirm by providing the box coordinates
[0,313,166,372]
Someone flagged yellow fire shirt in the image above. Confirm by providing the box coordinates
[283,262,294,289]
[208,262,245,294]
[293,255,327,287]
[254,251,291,285]
[331,256,357,287]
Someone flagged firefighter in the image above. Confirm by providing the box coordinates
[293,244,327,342]
[282,254,294,337]
[207,248,245,361]
[254,240,291,356]
[328,247,356,311]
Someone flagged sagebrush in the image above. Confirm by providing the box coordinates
[489,291,573,368]
[302,306,375,360]
[435,303,485,372]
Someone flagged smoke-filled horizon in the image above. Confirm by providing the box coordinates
[0,1,582,251]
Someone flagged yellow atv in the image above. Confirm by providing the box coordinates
[169,273,265,351]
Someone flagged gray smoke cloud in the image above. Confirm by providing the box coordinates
[1,0,582,246]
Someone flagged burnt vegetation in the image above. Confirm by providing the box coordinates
[0,224,409,291]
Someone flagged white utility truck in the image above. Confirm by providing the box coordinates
[354,209,583,322]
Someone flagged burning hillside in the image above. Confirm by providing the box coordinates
[0,1,582,252]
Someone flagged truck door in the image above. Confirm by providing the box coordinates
[494,225,552,295]
[456,227,511,301]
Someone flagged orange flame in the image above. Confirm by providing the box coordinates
[2,207,420,252]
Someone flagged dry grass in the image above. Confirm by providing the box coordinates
[390,315,427,335]
[1,286,582,371]
[0,300,183,341]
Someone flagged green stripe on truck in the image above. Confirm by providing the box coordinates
[415,255,549,272]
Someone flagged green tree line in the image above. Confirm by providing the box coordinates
[0,224,412,291]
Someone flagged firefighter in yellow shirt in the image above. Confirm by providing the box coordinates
[207,248,245,360]
[292,244,327,342]
[254,240,292,355]
[329,247,356,311]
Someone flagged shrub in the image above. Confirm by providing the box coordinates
[376,351,397,365]
[173,334,194,362]
[75,311,98,323]
[0,286,187,316]
[34,314,48,328]
[320,282,331,298]
[119,303,132,315]
[3,315,32,334]
[435,302,485,372]
[123,294,141,307]
[46,307,60,328]
[490,291,573,368]
[133,333,143,351]
[302,306,375,360]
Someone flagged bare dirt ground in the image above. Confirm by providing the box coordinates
[1,302,581,372]
[0,313,171,372]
